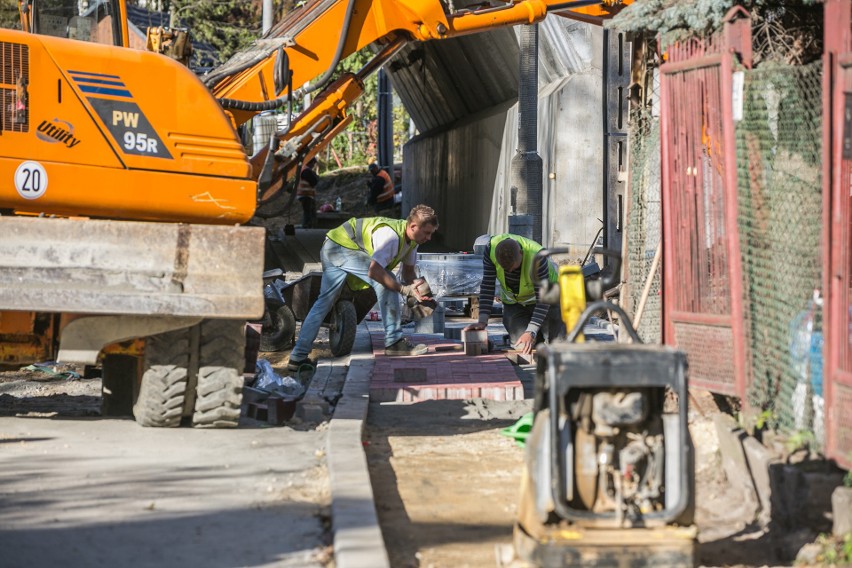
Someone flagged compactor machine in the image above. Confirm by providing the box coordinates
[514,250,697,566]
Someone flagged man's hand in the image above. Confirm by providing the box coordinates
[463,322,486,332]
[515,331,536,355]
[400,283,428,303]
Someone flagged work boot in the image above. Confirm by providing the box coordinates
[287,357,315,374]
[384,338,428,357]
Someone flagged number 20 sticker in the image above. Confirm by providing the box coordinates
[15,161,48,200]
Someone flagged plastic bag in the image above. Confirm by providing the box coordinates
[254,359,305,399]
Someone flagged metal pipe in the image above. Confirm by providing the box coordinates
[262,0,273,35]
[510,23,543,243]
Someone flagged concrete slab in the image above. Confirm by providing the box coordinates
[327,326,390,568]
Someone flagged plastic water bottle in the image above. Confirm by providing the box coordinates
[335,197,342,211]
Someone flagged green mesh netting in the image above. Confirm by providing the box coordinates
[626,107,663,344]
[736,61,823,435]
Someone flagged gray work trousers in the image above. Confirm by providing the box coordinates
[501,302,566,346]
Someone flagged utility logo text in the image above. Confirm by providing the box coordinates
[36,118,81,148]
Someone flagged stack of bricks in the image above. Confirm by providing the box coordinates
[369,333,524,403]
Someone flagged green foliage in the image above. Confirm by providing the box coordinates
[607,0,821,43]
[812,532,852,566]
[754,409,775,430]
[127,0,295,64]
[159,0,261,63]
[0,0,20,29]
[844,470,852,488]
[324,46,413,170]
[785,430,816,454]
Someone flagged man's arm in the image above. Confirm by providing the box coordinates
[400,263,417,284]
[367,260,403,291]
[526,258,553,334]
[464,251,496,331]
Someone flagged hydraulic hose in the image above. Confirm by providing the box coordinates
[217,0,358,111]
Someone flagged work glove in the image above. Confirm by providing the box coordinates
[399,282,422,301]
[400,279,438,320]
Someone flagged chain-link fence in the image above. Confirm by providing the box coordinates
[735,61,824,438]
[625,106,663,344]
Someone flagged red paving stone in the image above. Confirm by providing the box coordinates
[368,331,524,403]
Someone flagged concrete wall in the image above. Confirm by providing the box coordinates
[402,103,512,252]
[398,18,604,257]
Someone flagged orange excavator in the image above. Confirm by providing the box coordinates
[0,0,631,428]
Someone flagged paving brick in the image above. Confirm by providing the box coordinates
[393,368,429,383]
[366,328,524,402]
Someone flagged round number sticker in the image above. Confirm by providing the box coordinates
[15,161,48,200]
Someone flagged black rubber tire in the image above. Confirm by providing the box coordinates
[191,319,245,428]
[329,300,357,357]
[259,305,296,352]
[133,329,190,428]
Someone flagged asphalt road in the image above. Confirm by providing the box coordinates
[0,416,332,568]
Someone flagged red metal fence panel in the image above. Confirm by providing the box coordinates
[823,0,852,470]
[660,9,752,399]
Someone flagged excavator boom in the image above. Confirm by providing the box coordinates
[210,0,632,126]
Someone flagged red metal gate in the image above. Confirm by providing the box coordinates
[823,0,852,470]
[659,8,752,399]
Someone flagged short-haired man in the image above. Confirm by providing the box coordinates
[296,157,319,228]
[367,162,395,213]
[287,204,440,372]
[464,234,565,354]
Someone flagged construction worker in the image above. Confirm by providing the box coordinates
[287,204,439,373]
[296,157,319,228]
[464,234,565,355]
[367,162,396,212]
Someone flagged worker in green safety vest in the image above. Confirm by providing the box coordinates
[465,233,565,354]
[287,204,439,373]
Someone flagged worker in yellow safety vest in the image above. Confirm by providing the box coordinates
[287,204,439,373]
[464,234,565,354]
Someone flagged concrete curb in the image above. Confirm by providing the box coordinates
[327,323,390,568]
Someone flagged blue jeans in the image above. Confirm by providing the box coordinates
[290,239,403,360]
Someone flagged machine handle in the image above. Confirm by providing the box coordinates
[565,300,642,344]
[532,247,622,303]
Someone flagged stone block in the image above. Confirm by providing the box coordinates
[444,325,463,341]
[393,368,429,383]
[833,486,852,536]
[713,414,760,519]
[415,306,445,334]
[743,435,781,526]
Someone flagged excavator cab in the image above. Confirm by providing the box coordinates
[21,0,128,47]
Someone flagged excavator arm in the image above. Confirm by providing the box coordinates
[210,0,631,118]
[211,0,632,199]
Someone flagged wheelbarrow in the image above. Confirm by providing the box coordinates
[280,271,377,357]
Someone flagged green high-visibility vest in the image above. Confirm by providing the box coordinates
[489,234,556,305]
[327,217,416,290]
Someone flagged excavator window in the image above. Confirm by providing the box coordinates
[30,0,123,46]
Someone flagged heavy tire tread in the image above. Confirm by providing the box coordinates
[329,300,357,357]
[192,320,245,429]
[259,305,296,352]
[133,330,190,428]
